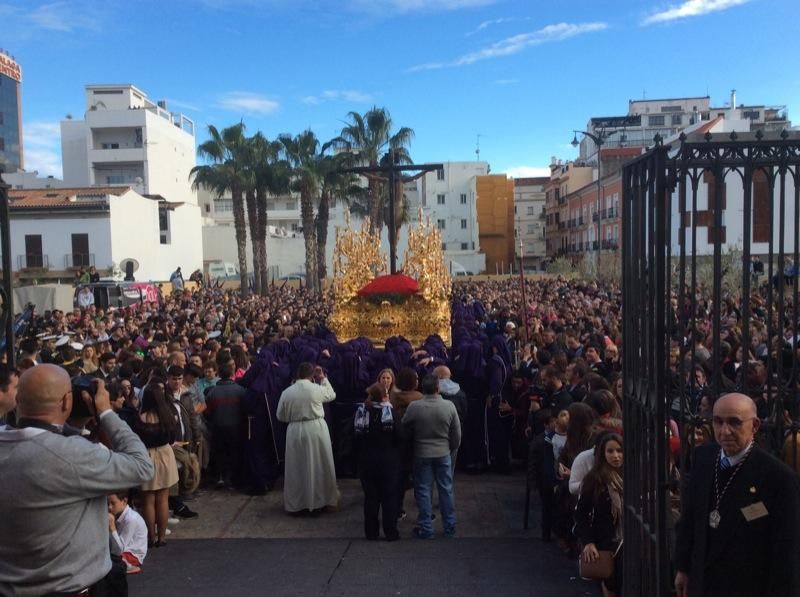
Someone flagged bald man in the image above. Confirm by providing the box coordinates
[675,393,800,597]
[0,365,154,597]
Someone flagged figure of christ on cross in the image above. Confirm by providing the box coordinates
[342,150,444,274]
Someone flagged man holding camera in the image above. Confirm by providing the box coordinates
[0,364,154,596]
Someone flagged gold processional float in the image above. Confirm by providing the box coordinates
[329,209,452,347]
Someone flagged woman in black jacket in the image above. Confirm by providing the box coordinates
[575,432,624,597]
[355,384,404,541]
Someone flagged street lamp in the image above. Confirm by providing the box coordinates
[571,129,617,258]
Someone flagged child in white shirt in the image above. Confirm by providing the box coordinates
[108,491,148,574]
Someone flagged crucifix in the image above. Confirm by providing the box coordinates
[344,149,444,274]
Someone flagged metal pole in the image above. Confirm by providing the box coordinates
[0,172,14,367]
[387,149,397,274]
[518,233,529,344]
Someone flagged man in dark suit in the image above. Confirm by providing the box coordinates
[675,393,800,597]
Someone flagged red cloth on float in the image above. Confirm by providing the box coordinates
[357,274,419,297]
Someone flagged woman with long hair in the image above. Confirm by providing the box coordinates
[230,345,250,380]
[133,383,179,547]
[575,432,624,597]
[79,344,98,374]
[376,368,398,401]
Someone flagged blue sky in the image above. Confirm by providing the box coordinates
[4,0,799,179]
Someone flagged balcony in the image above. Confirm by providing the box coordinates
[558,221,566,230]
[65,253,95,269]
[578,216,585,226]
[89,147,146,165]
[17,254,49,270]
[601,240,619,250]
[592,212,601,222]
[592,241,600,250]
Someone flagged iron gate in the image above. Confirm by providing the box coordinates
[622,130,800,595]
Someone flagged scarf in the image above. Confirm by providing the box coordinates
[608,471,624,536]
[354,402,394,433]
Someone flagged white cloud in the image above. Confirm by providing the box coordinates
[501,166,550,179]
[302,90,373,105]
[410,21,608,71]
[22,121,63,178]
[27,1,99,31]
[641,0,749,25]
[493,78,520,85]
[466,16,515,36]
[216,92,280,115]
[351,0,495,12]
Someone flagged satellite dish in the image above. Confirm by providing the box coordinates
[120,258,140,281]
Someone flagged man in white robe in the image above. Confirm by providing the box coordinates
[276,363,339,513]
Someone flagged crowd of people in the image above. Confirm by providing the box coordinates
[1,274,799,596]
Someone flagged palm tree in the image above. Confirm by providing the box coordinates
[315,150,364,283]
[279,130,323,294]
[191,123,251,294]
[336,107,414,236]
[250,133,289,295]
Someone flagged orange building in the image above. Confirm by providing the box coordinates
[476,174,515,274]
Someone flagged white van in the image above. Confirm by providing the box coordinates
[206,261,239,280]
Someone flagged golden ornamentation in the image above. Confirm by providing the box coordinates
[331,210,386,304]
[329,208,452,347]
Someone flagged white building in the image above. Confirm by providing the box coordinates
[3,170,65,190]
[409,161,488,274]
[198,186,308,278]
[8,186,202,282]
[61,84,197,204]
[513,177,548,271]
[578,91,790,162]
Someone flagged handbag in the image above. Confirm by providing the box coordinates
[578,541,622,581]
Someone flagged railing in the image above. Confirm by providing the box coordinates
[601,239,619,250]
[592,212,600,222]
[578,216,585,226]
[17,254,49,270]
[65,253,95,269]
[558,221,566,230]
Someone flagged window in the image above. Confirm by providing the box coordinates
[526,206,534,215]
[660,105,682,112]
[461,219,467,229]
[204,204,210,213]
[460,193,467,205]
[743,110,761,120]
[648,115,665,126]
[71,233,91,267]
[437,194,445,205]
[101,142,120,149]
[461,242,468,250]
[291,223,299,231]
[527,224,535,234]
[24,235,43,268]
[0,138,4,151]
[437,219,446,230]
[0,112,3,125]
[436,169,445,181]
[441,242,447,250]
[671,114,682,126]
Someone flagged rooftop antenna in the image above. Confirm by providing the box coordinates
[476,133,483,161]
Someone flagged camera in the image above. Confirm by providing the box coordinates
[70,375,97,418]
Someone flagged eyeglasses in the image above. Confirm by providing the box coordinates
[711,416,754,429]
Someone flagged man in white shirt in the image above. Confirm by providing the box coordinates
[108,491,148,573]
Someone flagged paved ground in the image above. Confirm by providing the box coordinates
[130,472,600,596]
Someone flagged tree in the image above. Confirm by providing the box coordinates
[279,130,323,294]
[191,123,251,294]
[315,150,364,284]
[336,107,414,236]
[249,133,289,295]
